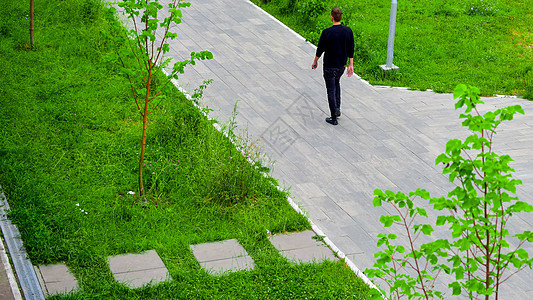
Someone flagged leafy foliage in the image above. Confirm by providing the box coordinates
[366,85,533,299]
[298,0,328,20]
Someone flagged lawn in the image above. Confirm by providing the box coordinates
[252,0,533,99]
[0,0,370,298]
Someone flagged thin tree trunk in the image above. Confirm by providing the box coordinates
[139,68,152,195]
[30,0,34,47]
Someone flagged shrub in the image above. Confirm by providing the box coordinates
[297,0,328,20]
[366,84,533,299]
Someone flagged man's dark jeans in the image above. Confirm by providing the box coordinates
[323,67,345,120]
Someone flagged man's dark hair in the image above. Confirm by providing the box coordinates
[331,8,342,22]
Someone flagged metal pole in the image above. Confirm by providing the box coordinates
[386,0,397,67]
[381,0,399,71]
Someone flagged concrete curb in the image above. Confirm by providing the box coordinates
[0,188,45,300]
[282,191,379,290]
[0,235,22,299]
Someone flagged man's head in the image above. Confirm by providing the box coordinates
[331,8,342,22]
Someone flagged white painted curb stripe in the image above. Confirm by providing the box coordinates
[283,193,379,290]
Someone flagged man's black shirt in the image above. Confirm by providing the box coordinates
[316,25,355,69]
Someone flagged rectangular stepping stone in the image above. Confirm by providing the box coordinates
[190,239,254,275]
[108,250,170,288]
[269,230,337,263]
[34,263,78,296]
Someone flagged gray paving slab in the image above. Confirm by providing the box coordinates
[197,256,255,275]
[190,239,254,275]
[108,250,170,288]
[128,0,533,297]
[34,263,77,296]
[269,230,337,263]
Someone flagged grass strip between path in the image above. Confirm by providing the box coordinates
[0,0,372,298]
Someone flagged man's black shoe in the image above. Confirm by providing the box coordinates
[325,117,338,125]
[336,110,341,118]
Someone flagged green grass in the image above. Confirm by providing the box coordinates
[252,0,533,99]
[0,0,370,298]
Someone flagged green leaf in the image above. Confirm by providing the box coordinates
[165,32,178,40]
[500,240,510,248]
[416,207,428,218]
[448,281,461,296]
[372,196,382,207]
[421,224,434,235]
[385,190,396,198]
[453,84,467,101]
[516,248,529,260]
[516,231,533,242]
[445,139,462,154]
[510,257,525,268]
[379,215,391,227]
[453,266,465,280]
[435,153,450,165]
[373,189,385,197]
[436,215,447,226]
[379,215,400,227]
[509,201,533,213]
[414,188,431,200]
[148,18,159,29]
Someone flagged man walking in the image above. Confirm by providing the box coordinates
[312,7,354,126]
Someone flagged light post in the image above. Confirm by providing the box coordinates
[380,0,399,71]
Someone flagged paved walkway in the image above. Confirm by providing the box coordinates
[164,0,533,297]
